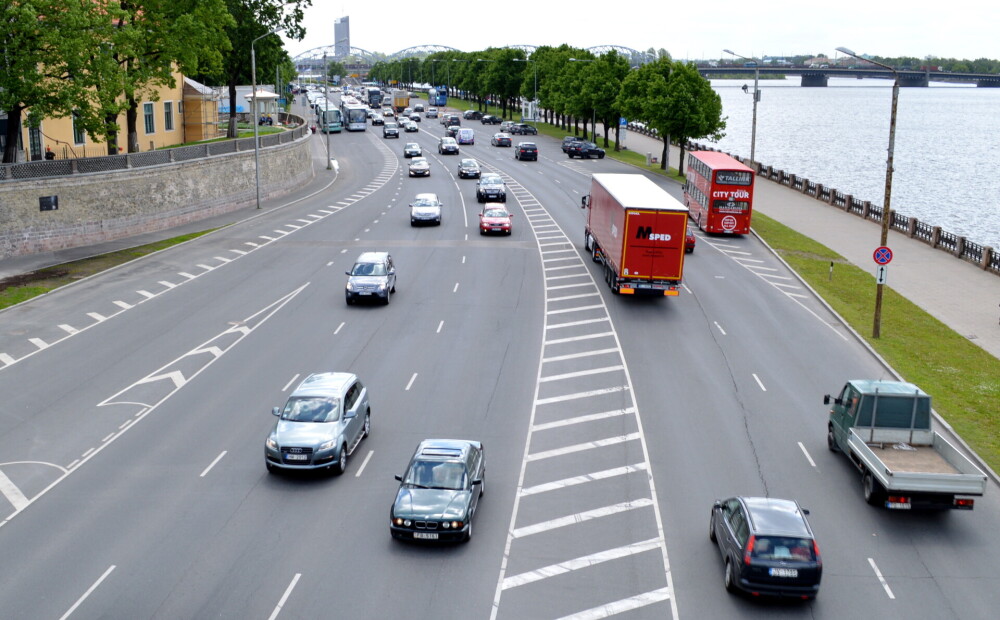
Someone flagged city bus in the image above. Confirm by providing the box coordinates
[342,102,368,131]
[683,151,755,234]
[317,106,342,133]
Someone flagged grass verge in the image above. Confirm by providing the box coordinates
[0,230,214,309]
[752,212,1000,472]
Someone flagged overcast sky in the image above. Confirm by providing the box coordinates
[281,0,998,62]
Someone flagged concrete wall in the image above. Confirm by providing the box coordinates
[0,133,313,259]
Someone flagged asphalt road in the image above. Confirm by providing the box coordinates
[0,94,998,619]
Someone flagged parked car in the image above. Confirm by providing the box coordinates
[409,192,442,225]
[514,142,538,161]
[476,173,506,202]
[457,158,481,179]
[491,133,512,147]
[345,251,396,305]
[686,227,696,253]
[408,156,431,177]
[710,496,822,599]
[403,142,422,158]
[264,373,370,474]
[457,127,475,145]
[566,141,605,159]
[510,123,537,135]
[383,122,400,138]
[438,137,459,155]
[481,115,502,125]
[561,136,583,152]
[426,107,439,118]
[479,203,513,235]
[389,439,485,542]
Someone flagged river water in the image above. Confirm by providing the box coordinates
[701,78,1000,250]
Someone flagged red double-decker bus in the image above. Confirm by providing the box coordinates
[683,151,755,234]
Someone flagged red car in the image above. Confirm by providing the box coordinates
[479,204,513,235]
[685,227,696,253]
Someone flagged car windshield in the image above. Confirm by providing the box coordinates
[410,158,427,165]
[750,536,816,562]
[406,143,419,149]
[412,197,439,206]
[481,175,502,185]
[351,262,387,276]
[281,396,339,423]
[404,461,468,490]
[483,208,507,217]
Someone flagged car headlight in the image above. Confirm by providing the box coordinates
[319,439,336,451]
[346,281,356,291]
[378,282,387,290]
[392,518,411,527]
[266,437,278,450]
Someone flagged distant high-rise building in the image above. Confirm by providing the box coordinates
[334,16,350,58]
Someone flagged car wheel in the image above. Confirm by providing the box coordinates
[598,153,605,159]
[863,471,885,505]
[463,519,472,542]
[266,462,276,474]
[345,295,354,305]
[724,559,738,593]
[383,292,391,305]
[480,229,486,235]
[827,427,839,452]
[709,512,717,543]
[363,410,371,438]
[333,445,348,475]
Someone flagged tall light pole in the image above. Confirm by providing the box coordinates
[251,25,284,209]
[323,52,333,169]
[838,46,899,339]
[723,49,760,167]
[512,58,537,121]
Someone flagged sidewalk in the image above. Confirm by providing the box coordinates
[617,127,1000,361]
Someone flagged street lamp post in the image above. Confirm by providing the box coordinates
[251,26,284,209]
[723,49,760,167]
[323,52,333,169]
[838,46,899,339]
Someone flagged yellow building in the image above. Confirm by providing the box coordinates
[19,72,222,161]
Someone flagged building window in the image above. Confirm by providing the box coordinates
[72,111,86,145]
[144,102,155,134]
[164,101,174,131]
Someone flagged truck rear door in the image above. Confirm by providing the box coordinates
[622,210,686,281]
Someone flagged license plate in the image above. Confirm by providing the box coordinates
[769,567,798,578]
[492,227,502,231]
[887,501,912,509]
[359,291,371,295]
[285,453,308,461]
[413,532,438,540]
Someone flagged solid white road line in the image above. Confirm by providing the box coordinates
[542,348,620,363]
[545,317,610,331]
[0,469,29,511]
[355,450,374,478]
[798,442,816,467]
[539,365,624,383]
[502,539,661,589]
[59,565,115,620]
[512,498,654,538]
[535,385,628,406]
[532,407,636,432]
[267,573,302,620]
[520,463,647,496]
[200,451,227,477]
[282,375,300,392]
[868,558,896,599]
[544,333,615,346]
[753,373,767,391]
[558,586,672,620]
[526,433,640,462]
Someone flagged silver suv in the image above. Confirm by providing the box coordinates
[265,372,371,474]
[345,251,396,305]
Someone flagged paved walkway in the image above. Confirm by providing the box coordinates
[617,127,1000,361]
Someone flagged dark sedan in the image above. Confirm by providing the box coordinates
[510,123,538,135]
[567,141,606,159]
[514,142,538,161]
[463,110,483,120]
[390,439,485,542]
[491,133,512,147]
[481,115,502,125]
[457,158,481,179]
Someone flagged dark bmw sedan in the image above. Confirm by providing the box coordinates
[390,439,485,542]
[710,496,822,600]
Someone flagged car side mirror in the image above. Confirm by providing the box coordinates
[395,474,403,482]
[802,508,811,515]
[713,500,722,509]
[472,479,482,486]
[823,395,831,405]
[272,407,281,416]
[345,271,351,276]
[344,410,356,419]
[388,268,395,275]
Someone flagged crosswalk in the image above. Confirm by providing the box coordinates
[489,175,678,620]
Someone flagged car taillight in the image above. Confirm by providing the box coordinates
[954,498,975,508]
[743,535,755,565]
[813,540,822,567]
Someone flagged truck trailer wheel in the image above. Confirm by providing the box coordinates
[863,472,885,506]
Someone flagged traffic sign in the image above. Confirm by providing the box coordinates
[876,265,888,284]
[619,117,627,127]
[873,246,893,265]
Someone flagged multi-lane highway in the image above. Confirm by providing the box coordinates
[1,95,998,619]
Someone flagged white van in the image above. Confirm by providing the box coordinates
[457,128,475,145]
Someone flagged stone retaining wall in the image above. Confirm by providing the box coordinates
[0,132,312,259]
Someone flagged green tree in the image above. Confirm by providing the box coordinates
[581,51,630,148]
